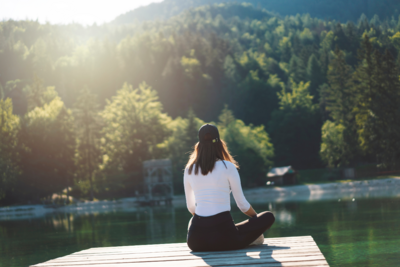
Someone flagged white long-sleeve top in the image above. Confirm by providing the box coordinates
[184,160,251,217]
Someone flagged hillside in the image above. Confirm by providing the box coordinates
[112,0,400,25]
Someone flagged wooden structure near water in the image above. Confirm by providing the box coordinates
[137,159,174,205]
[31,236,329,266]
[267,166,297,186]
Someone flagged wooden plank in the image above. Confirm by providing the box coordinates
[31,236,329,267]
[65,245,318,258]
[35,263,330,267]
[42,250,324,264]
[72,242,315,255]
[68,247,318,257]
[80,236,315,251]
[47,249,323,263]
[72,239,316,255]
[44,245,322,262]
[34,256,328,267]
[82,236,314,251]
[217,263,330,267]
[36,254,325,267]
[78,240,314,253]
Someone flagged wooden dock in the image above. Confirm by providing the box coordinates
[31,236,329,266]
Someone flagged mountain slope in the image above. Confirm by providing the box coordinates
[112,0,399,25]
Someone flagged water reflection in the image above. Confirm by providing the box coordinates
[1,190,400,267]
[145,206,176,244]
[275,208,295,226]
[52,213,74,232]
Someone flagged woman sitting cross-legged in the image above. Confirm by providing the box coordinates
[184,123,275,252]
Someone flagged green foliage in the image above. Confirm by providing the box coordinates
[390,32,400,50]
[320,47,360,166]
[218,105,235,128]
[0,84,4,100]
[306,54,324,99]
[279,80,314,109]
[322,35,400,169]
[157,109,204,194]
[289,55,306,84]
[326,47,355,124]
[0,3,365,121]
[1,3,396,125]
[181,50,202,79]
[100,82,170,195]
[320,31,334,51]
[219,109,274,187]
[18,96,76,201]
[0,99,20,200]
[320,121,346,168]
[23,76,58,112]
[354,49,400,169]
[269,80,322,169]
[73,87,102,200]
[5,80,23,95]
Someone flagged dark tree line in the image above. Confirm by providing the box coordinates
[114,0,400,25]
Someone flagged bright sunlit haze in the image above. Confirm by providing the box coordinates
[1,0,164,25]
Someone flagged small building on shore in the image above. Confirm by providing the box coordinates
[137,159,174,206]
[267,166,297,186]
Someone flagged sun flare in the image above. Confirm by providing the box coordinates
[1,0,163,25]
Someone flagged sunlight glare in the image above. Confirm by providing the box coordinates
[1,0,164,25]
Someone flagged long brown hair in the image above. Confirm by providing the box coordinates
[186,133,239,175]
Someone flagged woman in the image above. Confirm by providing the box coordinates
[184,123,275,252]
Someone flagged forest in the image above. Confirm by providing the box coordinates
[1,2,400,205]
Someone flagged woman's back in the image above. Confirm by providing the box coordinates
[184,160,250,217]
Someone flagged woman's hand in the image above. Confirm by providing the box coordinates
[244,206,257,218]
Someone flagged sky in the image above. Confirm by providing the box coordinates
[1,0,164,25]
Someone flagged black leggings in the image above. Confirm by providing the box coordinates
[187,211,275,252]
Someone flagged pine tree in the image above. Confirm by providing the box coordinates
[333,23,349,50]
[379,50,400,168]
[326,48,350,121]
[185,108,199,150]
[18,96,75,202]
[344,21,360,64]
[356,49,400,168]
[306,54,324,100]
[73,87,102,201]
[354,35,374,96]
[0,84,4,99]
[326,47,354,124]
[324,46,358,166]
[289,55,306,83]
[269,80,322,169]
[0,98,20,202]
[218,104,235,128]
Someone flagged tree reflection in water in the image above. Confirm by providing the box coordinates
[1,197,400,267]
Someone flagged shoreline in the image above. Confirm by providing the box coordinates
[243,177,400,203]
[1,177,399,220]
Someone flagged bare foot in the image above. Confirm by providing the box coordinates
[249,234,264,246]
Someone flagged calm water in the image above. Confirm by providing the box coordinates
[1,196,400,267]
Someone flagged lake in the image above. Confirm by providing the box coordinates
[1,194,399,267]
